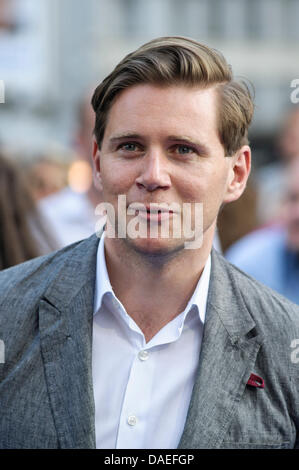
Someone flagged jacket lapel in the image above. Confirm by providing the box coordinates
[38,234,101,448]
[178,249,265,449]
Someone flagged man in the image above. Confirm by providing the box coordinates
[0,36,299,449]
[226,158,299,304]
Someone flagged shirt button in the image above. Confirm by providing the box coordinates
[138,350,149,361]
[127,415,137,426]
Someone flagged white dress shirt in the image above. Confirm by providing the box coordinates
[92,232,211,449]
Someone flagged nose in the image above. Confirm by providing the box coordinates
[135,148,171,192]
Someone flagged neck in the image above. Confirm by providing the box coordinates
[103,229,214,342]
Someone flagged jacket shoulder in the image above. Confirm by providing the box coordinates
[213,249,299,331]
[0,240,82,307]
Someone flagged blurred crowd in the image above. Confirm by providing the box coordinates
[222,106,299,303]
[0,91,98,268]
[1,92,299,303]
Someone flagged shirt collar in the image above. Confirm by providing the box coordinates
[93,231,211,325]
[93,231,114,314]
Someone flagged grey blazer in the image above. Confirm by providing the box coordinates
[0,233,299,449]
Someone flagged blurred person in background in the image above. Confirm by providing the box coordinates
[221,105,299,259]
[24,156,69,201]
[0,153,58,270]
[254,106,299,226]
[226,157,299,304]
[217,176,258,252]
[278,106,299,162]
[38,91,99,247]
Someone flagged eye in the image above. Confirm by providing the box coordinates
[119,142,139,152]
[174,144,196,155]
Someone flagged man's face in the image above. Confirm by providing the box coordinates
[93,83,249,256]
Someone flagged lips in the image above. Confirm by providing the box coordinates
[138,210,174,222]
[145,208,174,214]
[129,203,176,214]
[128,203,176,223]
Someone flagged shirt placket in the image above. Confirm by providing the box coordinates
[116,345,155,448]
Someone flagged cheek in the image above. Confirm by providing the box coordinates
[102,160,137,195]
[173,168,209,199]
[176,168,228,203]
[176,178,200,201]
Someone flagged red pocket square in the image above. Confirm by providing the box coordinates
[247,373,264,388]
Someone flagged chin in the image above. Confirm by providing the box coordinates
[126,236,186,259]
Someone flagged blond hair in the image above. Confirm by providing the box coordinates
[91,36,254,156]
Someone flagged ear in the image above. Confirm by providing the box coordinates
[92,137,103,191]
[223,145,251,204]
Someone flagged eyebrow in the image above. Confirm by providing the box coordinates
[109,133,142,144]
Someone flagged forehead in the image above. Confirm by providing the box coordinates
[104,83,219,141]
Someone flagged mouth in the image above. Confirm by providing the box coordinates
[140,210,174,222]
[129,203,176,222]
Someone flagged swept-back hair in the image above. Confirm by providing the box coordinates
[91,36,254,156]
